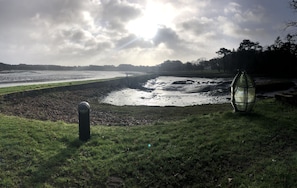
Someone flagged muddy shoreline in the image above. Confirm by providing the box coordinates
[0,75,295,126]
[0,75,160,126]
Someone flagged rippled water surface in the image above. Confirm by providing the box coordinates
[101,76,232,106]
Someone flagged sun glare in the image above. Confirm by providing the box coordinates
[126,1,175,40]
[126,18,158,40]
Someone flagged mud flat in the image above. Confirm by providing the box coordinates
[0,75,168,126]
[101,76,232,106]
[0,74,295,126]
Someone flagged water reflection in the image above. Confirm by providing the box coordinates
[0,70,130,88]
[101,76,232,106]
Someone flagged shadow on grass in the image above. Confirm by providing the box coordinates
[219,109,297,186]
[29,138,84,186]
[258,115,297,152]
[224,110,297,154]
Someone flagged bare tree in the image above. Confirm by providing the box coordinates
[291,0,297,9]
[287,0,297,30]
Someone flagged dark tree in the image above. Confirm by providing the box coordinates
[238,39,262,51]
[216,48,231,56]
[216,48,232,72]
[272,36,284,50]
[159,60,184,72]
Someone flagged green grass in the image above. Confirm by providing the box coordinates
[0,78,116,95]
[1,99,297,187]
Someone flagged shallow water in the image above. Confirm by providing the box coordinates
[101,76,232,106]
[0,70,136,88]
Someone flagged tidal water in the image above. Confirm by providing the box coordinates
[101,76,232,106]
[2,70,295,107]
[0,70,131,88]
[0,71,234,107]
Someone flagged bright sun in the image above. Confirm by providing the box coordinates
[126,18,158,40]
[126,2,174,40]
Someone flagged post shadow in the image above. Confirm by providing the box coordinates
[28,138,84,185]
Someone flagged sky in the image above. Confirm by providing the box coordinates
[0,0,296,66]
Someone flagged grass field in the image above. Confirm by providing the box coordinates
[0,78,113,95]
[1,99,297,187]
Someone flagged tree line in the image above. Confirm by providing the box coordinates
[157,0,297,77]
[212,35,297,77]
[1,34,296,77]
[0,62,157,72]
[158,34,297,77]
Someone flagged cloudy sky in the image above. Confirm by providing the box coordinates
[0,0,295,66]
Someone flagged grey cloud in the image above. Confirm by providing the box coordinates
[0,0,294,66]
[115,34,153,49]
[181,17,215,36]
[213,2,273,41]
[96,0,142,31]
[52,26,112,56]
[85,40,112,52]
[224,2,241,14]
[34,1,85,25]
[153,27,180,48]
[0,0,86,26]
[177,1,268,44]
[0,1,36,25]
[152,26,201,60]
[61,28,85,43]
[0,0,87,47]
[115,26,186,52]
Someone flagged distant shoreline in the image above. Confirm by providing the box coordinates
[0,73,296,125]
[0,70,145,88]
